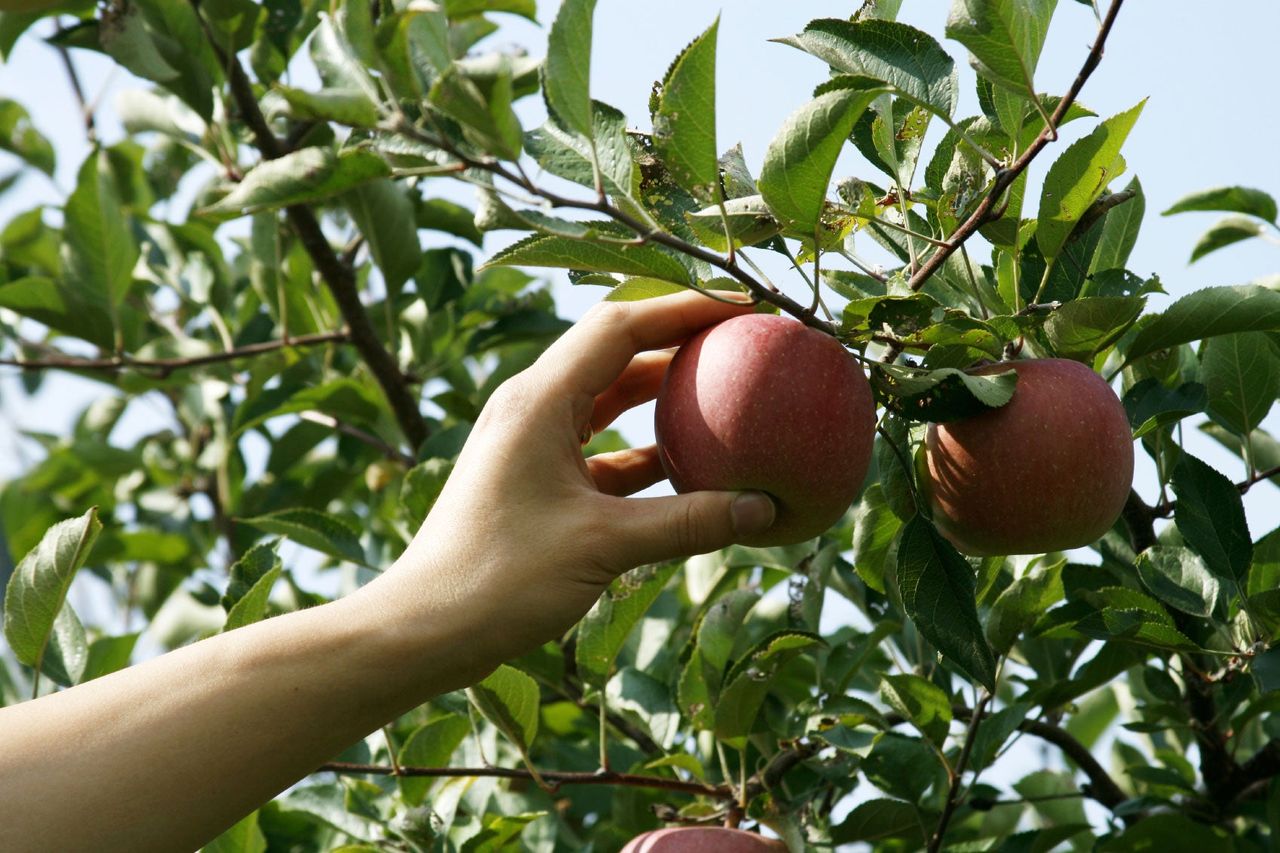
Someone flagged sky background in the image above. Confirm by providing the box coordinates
[1,0,1279,831]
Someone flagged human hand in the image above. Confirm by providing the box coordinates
[363,291,777,682]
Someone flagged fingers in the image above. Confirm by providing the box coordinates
[595,490,776,567]
[589,350,673,435]
[586,445,666,496]
[535,290,753,400]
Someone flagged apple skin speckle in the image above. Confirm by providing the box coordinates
[924,358,1135,556]
[655,313,876,547]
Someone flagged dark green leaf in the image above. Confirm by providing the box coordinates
[429,62,522,160]
[239,508,365,565]
[874,363,1017,423]
[1171,454,1252,585]
[832,799,926,845]
[398,715,470,805]
[1189,216,1266,263]
[442,0,537,22]
[861,732,940,800]
[64,150,139,308]
[81,632,140,683]
[468,664,540,753]
[346,178,422,301]
[224,565,282,631]
[1135,546,1220,617]
[881,673,952,745]
[1199,332,1280,437]
[221,540,282,611]
[896,515,997,690]
[713,631,824,747]
[1089,176,1146,275]
[0,276,115,349]
[1097,813,1236,852]
[986,557,1064,654]
[1123,379,1207,439]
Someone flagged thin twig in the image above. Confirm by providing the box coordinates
[0,331,351,378]
[318,761,731,799]
[298,411,415,467]
[928,693,990,852]
[53,20,96,143]
[1150,464,1280,518]
[906,0,1129,293]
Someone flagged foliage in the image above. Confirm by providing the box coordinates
[1,0,1279,850]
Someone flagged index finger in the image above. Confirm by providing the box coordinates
[536,290,755,398]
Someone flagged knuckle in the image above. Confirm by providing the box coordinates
[582,300,631,329]
[669,500,706,556]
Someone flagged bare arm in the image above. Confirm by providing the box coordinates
[0,291,776,852]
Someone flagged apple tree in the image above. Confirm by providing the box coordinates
[1,0,1279,850]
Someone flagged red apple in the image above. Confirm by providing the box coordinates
[621,826,788,852]
[654,313,875,546]
[923,358,1134,556]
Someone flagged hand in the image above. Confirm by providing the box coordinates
[362,291,778,681]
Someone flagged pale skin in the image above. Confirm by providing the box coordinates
[0,292,777,852]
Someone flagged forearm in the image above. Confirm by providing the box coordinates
[0,576,482,853]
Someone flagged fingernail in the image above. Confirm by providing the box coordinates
[731,492,776,536]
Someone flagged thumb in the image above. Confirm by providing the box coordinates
[603,490,776,567]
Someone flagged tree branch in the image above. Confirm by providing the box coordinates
[906,0,1129,293]
[0,330,351,378]
[53,20,96,143]
[929,693,991,852]
[1150,464,1280,517]
[319,761,731,800]
[196,9,430,451]
[298,411,416,467]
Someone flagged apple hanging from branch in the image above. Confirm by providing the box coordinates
[922,358,1135,556]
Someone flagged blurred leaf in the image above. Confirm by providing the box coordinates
[64,150,139,309]
[1097,812,1236,852]
[200,148,390,219]
[652,18,720,203]
[832,799,926,846]
[881,673,952,746]
[603,277,687,302]
[896,516,997,690]
[1126,284,1280,363]
[714,630,823,747]
[468,663,540,754]
[696,587,760,681]
[239,508,365,565]
[398,714,470,806]
[0,275,115,349]
[429,61,523,160]
[778,19,958,117]
[1135,546,1220,617]
[3,508,100,677]
[1171,454,1252,585]
[607,667,680,749]
[203,811,267,853]
[417,197,483,246]
[462,812,546,853]
[576,562,677,688]
[0,98,54,175]
[861,732,939,800]
[346,178,422,300]
[1199,331,1279,436]
[1036,100,1144,261]
[945,0,1057,97]
[443,0,537,22]
[1188,216,1267,263]
[986,557,1065,654]
[276,85,378,127]
[544,0,596,139]
[759,79,886,235]
[1042,295,1144,361]
[81,632,140,682]
[1163,185,1277,224]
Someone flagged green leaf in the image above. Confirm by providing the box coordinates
[874,363,1017,422]
[832,799,926,846]
[200,148,390,219]
[861,732,940,801]
[346,178,422,301]
[759,80,887,235]
[398,714,470,805]
[462,812,547,853]
[442,0,537,22]
[778,19,958,117]
[1042,295,1145,361]
[1125,285,1280,363]
[970,700,1034,773]
[402,458,454,528]
[607,667,680,749]
[851,485,903,592]
[896,516,997,690]
[2,508,101,677]
[1200,332,1280,437]
[523,101,633,197]
[202,811,267,853]
[81,632,140,683]
[881,673,952,746]
[233,378,382,437]
[1135,546,1220,618]
[603,277,687,302]
[1036,100,1144,261]
[100,2,179,84]
[713,630,824,747]
[429,61,523,160]
[1097,813,1236,852]
[1163,185,1278,224]
[40,604,87,687]
[1189,215,1267,263]
[221,540,282,611]
[575,562,677,688]
[468,664,540,754]
[276,86,379,127]
[696,588,761,683]
[945,0,1057,97]
[1089,176,1145,276]
[481,231,692,284]
[684,195,782,251]
[417,197,483,246]
[1171,454,1251,585]
[0,98,54,175]
[239,509,365,565]
[1123,379,1207,439]
[986,557,1065,654]
[0,276,115,349]
[64,149,139,309]
[224,566,283,632]
[653,19,721,203]
[544,0,597,140]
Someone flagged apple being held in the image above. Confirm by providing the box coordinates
[654,313,876,547]
[923,358,1134,556]
[621,826,788,852]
